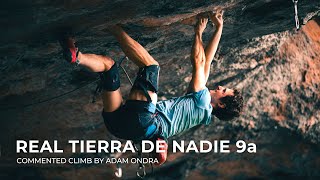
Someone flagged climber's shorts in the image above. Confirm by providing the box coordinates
[131,65,160,102]
[102,100,161,142]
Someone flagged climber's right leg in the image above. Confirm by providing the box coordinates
[76,53,123,112]
[59,36,123,112]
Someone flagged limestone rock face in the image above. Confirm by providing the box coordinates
[1,0,320,179]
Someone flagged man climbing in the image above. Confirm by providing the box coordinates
[59,10,243,166]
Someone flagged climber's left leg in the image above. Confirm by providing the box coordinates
[109,25,159,104]
[108,25,159,68]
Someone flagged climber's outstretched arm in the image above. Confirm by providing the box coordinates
[187,17,207,93]
[204,11,224,82]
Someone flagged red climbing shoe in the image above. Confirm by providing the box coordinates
[59,36,79,63]
[153,138,168,166]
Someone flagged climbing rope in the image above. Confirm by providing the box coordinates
[0,55,132,110]
[292,0,300,30]
[0,79,99,111]
[118,56,133,86]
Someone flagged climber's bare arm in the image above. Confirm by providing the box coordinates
[204,11,224,81]
[187,17,208,93]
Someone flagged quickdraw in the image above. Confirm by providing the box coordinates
[134,143,147,178]
[292,0,300,30]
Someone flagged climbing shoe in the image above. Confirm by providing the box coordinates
[59,35,79,64]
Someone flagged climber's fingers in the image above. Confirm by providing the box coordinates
[216,9,224,16]
[200,17,208,24]
[215,9,224,20]
[209,10,224,26]
[204,18,208,24]
[216,13,223,21]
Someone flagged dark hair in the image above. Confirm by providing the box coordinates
[212,89,244,121]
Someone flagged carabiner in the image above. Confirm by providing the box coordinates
[136,164,146,178]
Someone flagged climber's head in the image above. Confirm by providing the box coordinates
[210,86,243,121]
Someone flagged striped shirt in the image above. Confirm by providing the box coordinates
[156,88,213,139]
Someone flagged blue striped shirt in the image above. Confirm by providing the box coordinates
[156,88,213,139]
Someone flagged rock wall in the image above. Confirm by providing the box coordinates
[1,0,320,179]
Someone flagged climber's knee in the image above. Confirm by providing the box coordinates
[99,63,120,91]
